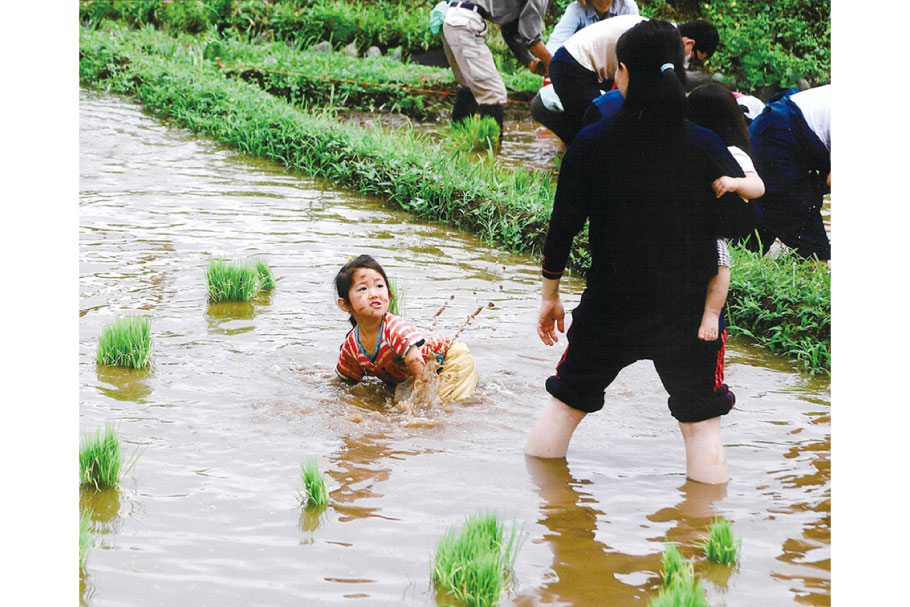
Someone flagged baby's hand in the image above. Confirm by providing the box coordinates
[712,176,739,198]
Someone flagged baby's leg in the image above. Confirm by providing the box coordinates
[699,265,730,341]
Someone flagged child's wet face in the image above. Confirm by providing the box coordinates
[343,268,390,323]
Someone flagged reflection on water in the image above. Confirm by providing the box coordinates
[79,89,830,606]
[95,364,153,403]
[517,457,732,606]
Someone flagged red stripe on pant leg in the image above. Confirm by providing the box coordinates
[551,319,574,378]
[714,329,727,389]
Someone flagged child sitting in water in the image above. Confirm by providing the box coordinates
[686,84,766,341]
[334,254,478,402]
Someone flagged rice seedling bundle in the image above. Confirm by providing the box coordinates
[432,510,521,607]
[695,517,741,564]
[387,275,405,317]
[650,544,708,607]
[96,316,152,369]
[449,115,501,154]
[299,459,329,509]
[648,577,709,607]
[80,424,122,490]
[206,257,275,302]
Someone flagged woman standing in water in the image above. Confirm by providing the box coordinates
[524,19,757,484]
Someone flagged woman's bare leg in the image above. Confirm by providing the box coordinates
[524,396,587,458]
[678,416,728,484]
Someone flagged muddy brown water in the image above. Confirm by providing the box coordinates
[80,89,830,606]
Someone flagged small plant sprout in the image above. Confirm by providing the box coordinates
[432,510,523,607]
[298,459,329,509]
[79,424,122,490]
[255,257,276,290]
[649,543,707,607]
[96,316,152,369]
[79,509,94,569]
[449,115,500,153]
[387,275,405,317]
[695,517,741,565]
[660,543,692,588]
[648,575,709,607]
[206,257,275,302]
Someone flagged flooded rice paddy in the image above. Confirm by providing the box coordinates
[79,89,830,606]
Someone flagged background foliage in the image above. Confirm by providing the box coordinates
[80,0,830,95]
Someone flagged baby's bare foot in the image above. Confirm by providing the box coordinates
[698,312,719,341]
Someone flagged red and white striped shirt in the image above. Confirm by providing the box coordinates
[336,313,451,384]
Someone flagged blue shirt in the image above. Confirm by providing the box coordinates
[545,0,640,55]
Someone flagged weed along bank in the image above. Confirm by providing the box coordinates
[79,2,830,606]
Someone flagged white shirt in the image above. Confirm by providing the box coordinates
[791,85,831,150]
[562,14,647,83]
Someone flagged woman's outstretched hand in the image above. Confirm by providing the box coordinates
[537,296,565,346]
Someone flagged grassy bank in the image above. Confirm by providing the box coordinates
[79,0,440,57]
[79,22,829,376]
[203,30,539,121]
[80,22,561,258]
[80,0,830,95]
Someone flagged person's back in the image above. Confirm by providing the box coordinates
[562,14,647,82]
[553,117,749,340]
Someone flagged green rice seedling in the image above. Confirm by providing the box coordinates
[660,543,693,588]
[449,115,501,154]
[649,543,707,607]
[80,424,122,490]
[96,316,152,369]
[387,275,405,317]
[432,510,522,607]
[695,517,741,565]
[298,459,329,509]
[255,257,276,290]
[79,509,94,569]
[648,576,709,607]
[206,258,261,302]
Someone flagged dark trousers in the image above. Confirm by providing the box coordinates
[548,47,608,144]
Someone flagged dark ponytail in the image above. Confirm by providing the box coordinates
[615,19,687,135]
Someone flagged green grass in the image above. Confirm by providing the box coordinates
[660,544,692,588]
[432,510,522,607]
[450,116,501,154]
[298,459,329,509]
[695,517,741,565]
[206,257,275,302]
[79,509,94,569]
[648,577,709,607]
[726,242,830,375]
[255,258,276,290]
[387,276,405,317]
[80,424,122,490]
[650,544,708,607]
[79,25,556,257]
[96,316,152,369]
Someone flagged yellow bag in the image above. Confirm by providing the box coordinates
[437,341,478,402]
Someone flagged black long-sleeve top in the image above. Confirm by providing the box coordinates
[541,117,758,344]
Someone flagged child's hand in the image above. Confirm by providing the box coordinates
[712,176,740,198]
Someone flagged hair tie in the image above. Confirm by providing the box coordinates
[660,63,675,73]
